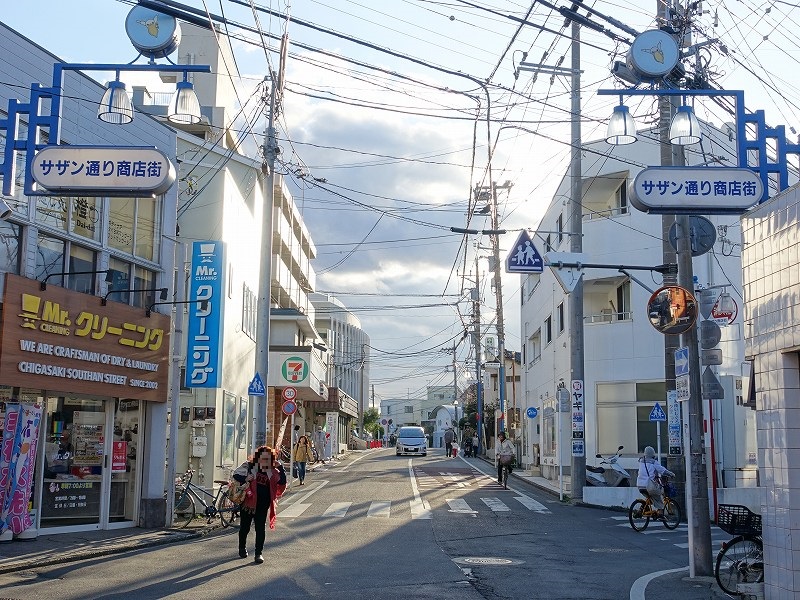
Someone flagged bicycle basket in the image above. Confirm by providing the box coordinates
[717,504,762,536]
[664,482,678,499]
[499,455,513,466]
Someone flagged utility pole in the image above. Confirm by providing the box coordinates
[472,255,483,455]
[254,68,280,448]
[658,0,713,576]
[568,11,586,501]
[486,181,512,435]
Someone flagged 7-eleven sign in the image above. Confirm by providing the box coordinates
[281,356,309,383]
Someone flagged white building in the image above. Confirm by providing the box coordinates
[310,292,369,445]
[132,23,330,483]
[519,123,755,503]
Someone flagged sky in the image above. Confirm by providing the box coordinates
[3,0,800,409]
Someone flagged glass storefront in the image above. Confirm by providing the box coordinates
[38,395,141,530]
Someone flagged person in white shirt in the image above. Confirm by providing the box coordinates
[495,431,515,483]
[636,446,675,513]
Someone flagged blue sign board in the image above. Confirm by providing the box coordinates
[248,373,266,397]
[649,402,667,422]
[526,407,538,419]
[506,230,544,274]
[674,346,690,377]
[185,241,225,388]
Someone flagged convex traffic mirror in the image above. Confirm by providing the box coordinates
[647,285,698,335]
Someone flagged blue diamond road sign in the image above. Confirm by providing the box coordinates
[506,230,544,274]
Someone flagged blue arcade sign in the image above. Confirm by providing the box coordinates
[506,230,544,274]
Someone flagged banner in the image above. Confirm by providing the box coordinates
[185,241,225,388]
[0,403,43,535]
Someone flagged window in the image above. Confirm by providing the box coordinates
[616,184,628,215]
[528,329,541,365]
[71,197,102,242]
[242,283,257,341]
[545,234,552,252]
[544,316,552,345]
[404,406,414,414]
[0,221,21,275]
[106,257,132,305]
[35,234,65,285]
[132,266,156,308]
[557,213,564,244]
[596,381,666,455]
[67,245,97,294]
[109,196,162,260]
[557,302,565,333]
[616,280,631,320]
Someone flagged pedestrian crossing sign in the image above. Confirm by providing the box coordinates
[248,372,266,396]
[506,230,544,273]
[649,402,667,422]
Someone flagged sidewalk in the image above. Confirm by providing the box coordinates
[0,454,345,575]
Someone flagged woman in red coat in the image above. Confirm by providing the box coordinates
[232,445,286,563]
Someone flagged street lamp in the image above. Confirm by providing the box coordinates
[605,102,637,145]
[669,104,702,146]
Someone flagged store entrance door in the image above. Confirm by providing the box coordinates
[39,396,109,531]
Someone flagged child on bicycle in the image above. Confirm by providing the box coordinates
[636,446,675,515]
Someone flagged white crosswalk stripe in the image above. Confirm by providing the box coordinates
[447,498,478,514]
[481,497,511,512]
[367,501,391,518]
[278,503,311,518]
[514,495,550,513]
[410,499,432,519]
[610,515,730,549]
[322,501,351,517]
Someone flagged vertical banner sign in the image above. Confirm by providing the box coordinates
[667,390,682,455]
[185,241,226,388]
[325,412,337,460]
[571,380,585,457]
[0,403,43,535]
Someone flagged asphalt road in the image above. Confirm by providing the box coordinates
[0,449,705,599]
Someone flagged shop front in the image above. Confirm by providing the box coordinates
[0,274,170,536]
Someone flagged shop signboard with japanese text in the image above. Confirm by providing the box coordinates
[185,241,225,388]
[0,274,170,402]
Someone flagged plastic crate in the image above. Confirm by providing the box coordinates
[717,504,762,536]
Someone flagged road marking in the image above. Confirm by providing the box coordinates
[447,498,477,514]
[410,500,432,519]
[481,497,510,512]
[629,566,688,600]
[282,479,329,506]
[367,501,391,518]
[323,502,351,517]
[408,459,431,518]
[278,503,311,518]
[514,496,550,513]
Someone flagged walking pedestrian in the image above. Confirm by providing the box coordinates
[232,445,285,564]
[292,435,314,485]
[444,428,455,458]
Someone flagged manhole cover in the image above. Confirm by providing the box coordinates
[588,548,630,553]
[453,557,524,566]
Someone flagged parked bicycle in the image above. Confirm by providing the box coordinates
[172,468,240,529]
[714,504,763,595]
[628,476,681,531]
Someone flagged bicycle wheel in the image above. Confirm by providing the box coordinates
[715,535,764,596]
[628,498,650,532]
[172,488,195,528]
[217,490,241,529]
[662,499,681,530]
[502,465,508,489]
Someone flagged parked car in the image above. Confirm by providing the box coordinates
[396,426,427,456]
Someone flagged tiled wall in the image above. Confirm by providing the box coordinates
[742,184,800,598]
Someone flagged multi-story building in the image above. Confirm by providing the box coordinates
[131,23,331,485]
[0,20,181,536]
[519,123,755,505]
[310,292,369,445]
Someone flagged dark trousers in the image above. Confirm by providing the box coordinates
[445,442,453,456]
[239,509,267,554]
[497,461,512,482]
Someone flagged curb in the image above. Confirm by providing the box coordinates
[0,524,222,575]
